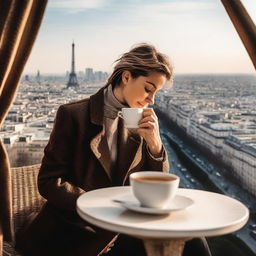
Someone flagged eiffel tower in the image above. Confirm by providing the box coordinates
[67,41,79,88]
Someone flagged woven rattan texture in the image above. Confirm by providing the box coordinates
[3,241,21,256]
[11,164,46,231]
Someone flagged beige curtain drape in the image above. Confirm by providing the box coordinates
[0,0,48,252]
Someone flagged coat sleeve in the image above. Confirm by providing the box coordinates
[38,105,85,211]
[143,142,170,173]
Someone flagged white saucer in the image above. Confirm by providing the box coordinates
[113,194,194,215]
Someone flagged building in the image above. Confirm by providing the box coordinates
[85,68,94,82]
[3,134,48,167]
[222,134,256,196]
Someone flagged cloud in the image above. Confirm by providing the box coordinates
[135,1,218,16]
[48,0,108,12]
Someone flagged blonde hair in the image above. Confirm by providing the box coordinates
[106,43,173,88]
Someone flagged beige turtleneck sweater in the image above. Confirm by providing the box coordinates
[103,85,127,164]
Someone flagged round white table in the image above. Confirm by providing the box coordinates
[76,186,249,256]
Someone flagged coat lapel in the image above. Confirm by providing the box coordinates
[89,86,113,182]
[90,129,112,181]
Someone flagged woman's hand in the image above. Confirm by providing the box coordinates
[137,108,163,157]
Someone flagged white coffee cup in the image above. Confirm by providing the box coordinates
[118,108,143,128]
[129,171,180,208]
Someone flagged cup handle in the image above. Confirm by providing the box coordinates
[117,111,123,119]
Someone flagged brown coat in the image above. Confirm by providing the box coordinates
[17,86,169,256]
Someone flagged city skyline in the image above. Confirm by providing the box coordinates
[23,0,256,74]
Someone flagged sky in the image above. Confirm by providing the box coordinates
[24,0,256,75]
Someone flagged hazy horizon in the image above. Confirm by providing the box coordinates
[23,72,256,76]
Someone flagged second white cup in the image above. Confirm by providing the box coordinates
[118,108,143,128]
[130,171,180,208]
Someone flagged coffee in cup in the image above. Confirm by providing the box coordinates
[129,171,180,208]
[118,108,143,128]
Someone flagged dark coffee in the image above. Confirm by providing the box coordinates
[134,176,176,182]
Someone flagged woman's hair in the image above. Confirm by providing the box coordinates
[106,43,173,88]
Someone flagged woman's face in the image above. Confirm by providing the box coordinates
[116,71,167,108]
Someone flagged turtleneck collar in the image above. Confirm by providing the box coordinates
[104,84,127,119]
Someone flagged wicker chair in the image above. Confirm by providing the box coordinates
[3,164,46,256]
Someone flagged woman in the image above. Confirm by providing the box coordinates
[16,43,211,256]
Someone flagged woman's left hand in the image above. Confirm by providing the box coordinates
[137,108,163,157]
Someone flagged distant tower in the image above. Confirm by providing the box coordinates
[36,70,41,84]
[67,41,79,88]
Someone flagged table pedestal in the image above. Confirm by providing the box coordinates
[143,238,190,256]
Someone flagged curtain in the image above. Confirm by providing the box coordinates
[0,224,2,256]
[0,0,48,247]
[221,0,256,69]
